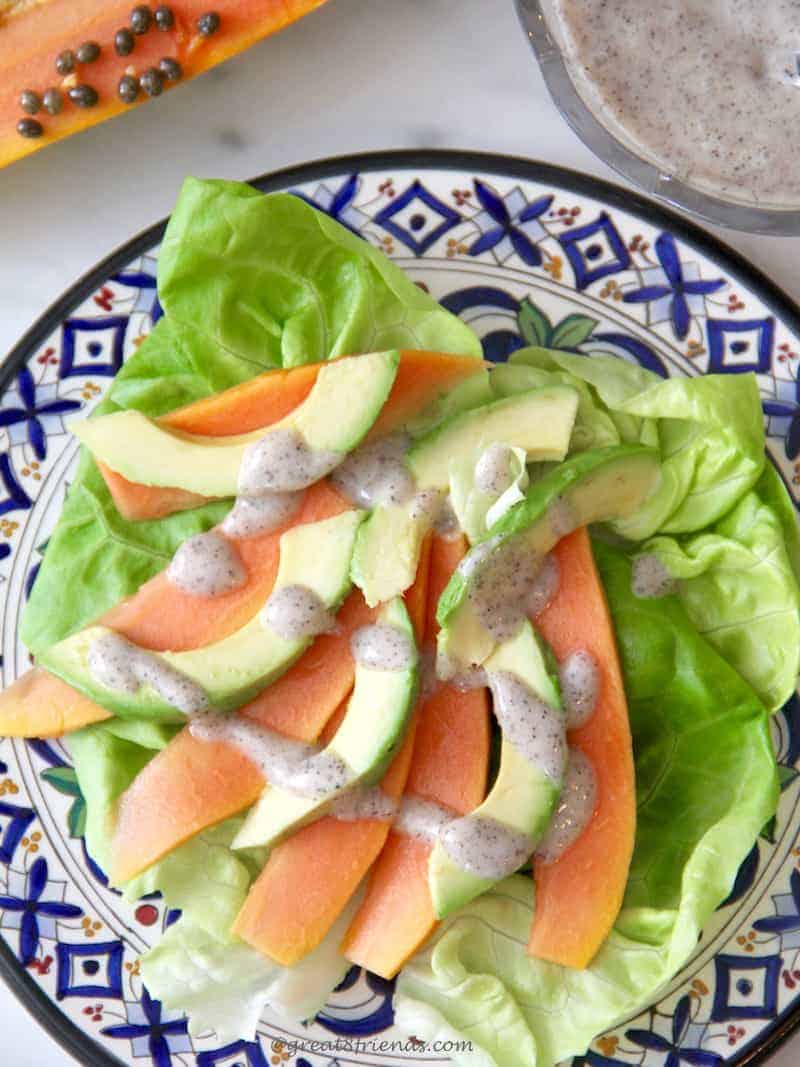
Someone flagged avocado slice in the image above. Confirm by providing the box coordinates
[232,596,418,850]
[71,351,400,497]
[437,444,661,670]
[351,386,580,607]
[38,510,364,720]
[350,503,431,609]
[428,622,563,917]
[406,385,579,491]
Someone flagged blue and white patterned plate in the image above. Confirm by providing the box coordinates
[0,151,799,1067]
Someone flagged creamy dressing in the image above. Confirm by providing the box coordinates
[394,796,454,843]
[467,542,561,643]
[631,554,676,599]
[221,491,302,539]
[409,488,444,522]
[559,649,600,730]
[280,750,353,799]
[526,553,560,618]
[431,494,462,540]
[536,747,597,864]
[548,496,578,540]
[474,443,516,496]
[189,711,353,799]
[549,0,800,205]
[330,786,398,822]
[189,711,317,785]
[261,584,336,640]
[437,652,489,692]
[350,623,416,671]
[166,531,246,598]
[88,632,209,715]
[440,814,534,880]
[331,433,415,508]
[238,428,341,496]
[489,670,566,784]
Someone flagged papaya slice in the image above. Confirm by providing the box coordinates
[341,535,490,978]
[0,668,113,738]
[229,536,433,965]
[528,527,636,969]
[103,480,348,652]
[0,2,327,171]
[100,351,485,521]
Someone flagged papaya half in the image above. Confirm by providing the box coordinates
[0,1,327,169]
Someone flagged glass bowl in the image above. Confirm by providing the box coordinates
[516,0,800,235]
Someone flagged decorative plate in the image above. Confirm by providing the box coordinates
[0,151,798,1067]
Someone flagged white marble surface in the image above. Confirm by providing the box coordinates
[0,0,797,1063]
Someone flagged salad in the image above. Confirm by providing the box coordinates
[2,176,799,1067]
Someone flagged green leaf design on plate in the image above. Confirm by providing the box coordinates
[550,311,599,349]
[517,297,552,347]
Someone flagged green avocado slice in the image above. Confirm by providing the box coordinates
[352,386,580,607]
[38,510,364,720]
[71,350,401,497]
[231,596,418,850]
[428,622,563,917]
[437,444,661,670]
[406,385,579,491]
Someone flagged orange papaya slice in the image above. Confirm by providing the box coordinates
[341,534,490,978]
[229,536,433,965]
[100,351,485,521]
[0,668,113,738]
[0,2,327,170]
[528,527,636,969]
[103,479,348,652]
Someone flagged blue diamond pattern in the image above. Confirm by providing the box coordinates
[711,953,782,1020]
[707,317,775,374]
[559,212,630,289]
[375,180,460,254]
[59,316,128,379]
[0,800,35,864]
[56,940,124,1000]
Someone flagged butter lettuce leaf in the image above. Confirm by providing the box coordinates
[615,373,765,538]
[639,466,800,712]
[68,721,264,934]
[508,347,766,540]
[159,178,482,370]
[140,894,360,1042]
[22,180,480,651]
[395,543,777,1067]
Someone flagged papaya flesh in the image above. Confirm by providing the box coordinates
[108,588,375,885]
[103,479,348,652]
[0,668,113,738]
[0,1,327,170]
[528,528,636,969]
[100,351,486,521]
[229,535,432,965]
[341,535,491,979]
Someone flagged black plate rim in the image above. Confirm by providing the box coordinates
[1,147,798,1067]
